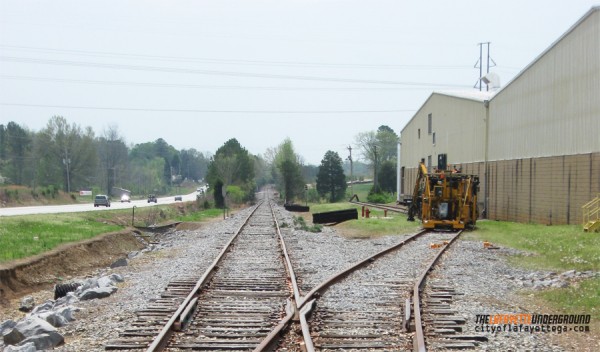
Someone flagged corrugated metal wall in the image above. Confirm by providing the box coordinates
[487,153,600,224]
[400,93,487,171]
[489,10,600,161]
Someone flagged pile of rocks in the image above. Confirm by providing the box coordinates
[0,274,123,351]
[511,269,599,290]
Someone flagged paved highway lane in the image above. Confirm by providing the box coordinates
[0,192,199,217]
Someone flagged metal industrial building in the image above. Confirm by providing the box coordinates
[399,6,600,225]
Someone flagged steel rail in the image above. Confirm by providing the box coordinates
[349,200,408,214]
[298,228,429,309]
[145,200,264,352]
[412,230,463,352]
[253,200,303,351]
[299,300,316,352]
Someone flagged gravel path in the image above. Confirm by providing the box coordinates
[426,239,599,352]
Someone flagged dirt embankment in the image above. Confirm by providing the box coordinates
[0,229,145,302]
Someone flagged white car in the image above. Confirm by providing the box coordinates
[120,194,131,203]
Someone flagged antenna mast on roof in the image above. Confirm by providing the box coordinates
[473,42,497,91]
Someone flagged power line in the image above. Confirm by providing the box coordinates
[0,44,472,70]
[0,56,470,87]
[0,103,416,114]
[0,75,460,91]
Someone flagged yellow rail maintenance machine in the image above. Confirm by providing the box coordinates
[407,159,479,230]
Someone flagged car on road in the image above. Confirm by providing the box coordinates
[174,195,182,201]
[148,194,157,203]
[94,195,111,207]
[120,194,131,203]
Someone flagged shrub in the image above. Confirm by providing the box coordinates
[292,216,322,233]
[226,185,245,205]
[367,192,393,204]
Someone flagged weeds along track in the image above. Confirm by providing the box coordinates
[295,230,459,351]
[105,198,298,351]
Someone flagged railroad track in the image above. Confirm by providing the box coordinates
[105,196,300,351]
[413,231,488,351]
[104,194,478,351]
[292,230,462,351]
[348,200,408,214]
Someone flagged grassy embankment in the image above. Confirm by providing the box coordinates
[0,203,223,263]
[466,222,600,318]
[0,215,122,262]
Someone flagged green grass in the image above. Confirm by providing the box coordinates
[467,221,600,271]
[176,208,223,222]
[309,202,420,238]
[347,182,373,202]
[0,203,223,263]
[538,278,600,318]
[466,220,600,319]
[0,214,122,262]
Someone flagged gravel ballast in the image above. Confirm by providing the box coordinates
[2,203,597,351]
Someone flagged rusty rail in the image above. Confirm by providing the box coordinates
[412,230,463,352]
[253,201,303,351]
[299,300,316,352]
[145,201,264,352]
[349,200,408,214]
[298,228,428,309]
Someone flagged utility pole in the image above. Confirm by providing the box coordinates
[347,145,354,196]
[396,140,401,203]
[62,147,71,193]
[373,145,378,189]
[474,42,496,91]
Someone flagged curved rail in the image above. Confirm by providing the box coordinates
[298,228,428,308]
[349,200,408,214]
[295,229,430,351]
[145,201,265,352]
[413,230,463,352]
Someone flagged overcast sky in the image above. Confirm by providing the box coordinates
[1,1,597,164]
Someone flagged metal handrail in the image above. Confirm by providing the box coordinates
[582,194,600,227]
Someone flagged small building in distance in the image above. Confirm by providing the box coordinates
[400,6,600,225]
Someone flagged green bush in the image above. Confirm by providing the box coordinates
[307,188,321,203]
[367,192,393,204]
[226,185,245,205]
[292,216,322,233]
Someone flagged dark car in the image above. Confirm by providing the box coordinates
[174,195,182,201]
[94,195,111,207]
[148,194,157,203]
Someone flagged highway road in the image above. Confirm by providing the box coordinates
[0,192,199,217]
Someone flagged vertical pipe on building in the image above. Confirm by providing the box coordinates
[397,139,401,203]
[484,100,490,219]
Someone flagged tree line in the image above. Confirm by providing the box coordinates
[0,117,210,196]
[1,116,400,205]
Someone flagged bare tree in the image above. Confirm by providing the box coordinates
[98,125,128,194]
